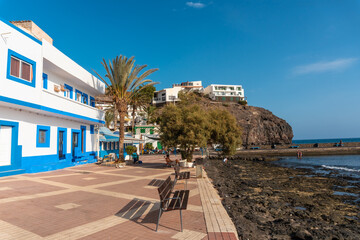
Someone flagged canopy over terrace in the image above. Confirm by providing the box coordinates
[99,127,144,158]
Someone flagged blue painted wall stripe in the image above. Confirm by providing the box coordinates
[42,73,48,89]
[0,95,105,124]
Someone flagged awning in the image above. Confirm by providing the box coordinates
[99,127,145,143]
[143,134,161,140]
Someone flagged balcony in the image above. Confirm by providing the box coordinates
[40,89,104,124]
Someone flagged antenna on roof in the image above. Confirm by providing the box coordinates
[1,32,11,44]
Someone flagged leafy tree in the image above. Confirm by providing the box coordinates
[159,104,209,162]
[95,55,158,161]
[125,145,137,160]
[159,92,242,160]
[208,108,242,155]
[130,85,156,135]
[142,105,157,124]
[144,143,154,151]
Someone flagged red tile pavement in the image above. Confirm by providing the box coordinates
[42,172,132,187]
[0,155,238,240]
[0,180,65,200]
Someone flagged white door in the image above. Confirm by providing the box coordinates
[0,126,12,166]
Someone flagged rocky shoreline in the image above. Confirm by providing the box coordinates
[204,158,360,240]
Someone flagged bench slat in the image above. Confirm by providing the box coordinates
[167,190,189,210]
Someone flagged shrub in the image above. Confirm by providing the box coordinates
[238,100,247,105]
[125,145,137,156]
[144,143,154,151]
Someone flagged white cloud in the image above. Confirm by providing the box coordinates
[186,2,206,9]
[293,58,358,75]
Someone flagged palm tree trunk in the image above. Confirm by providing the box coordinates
[118,102,126,161]
[131,104,136,137]
[113,103,117,131]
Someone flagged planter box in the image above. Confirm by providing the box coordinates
[186,162,194,168]
[179,160,187,167]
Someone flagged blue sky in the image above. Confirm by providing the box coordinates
[1,0,360,140]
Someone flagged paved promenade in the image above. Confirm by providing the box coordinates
[0,155,238,240]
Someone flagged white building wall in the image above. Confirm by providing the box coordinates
[153,86,183,104]
[0,20,43,104]
[204,84,245,100]
[0,19,104,175]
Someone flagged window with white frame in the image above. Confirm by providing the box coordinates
[10,56,33,82]
[65,89,71,98]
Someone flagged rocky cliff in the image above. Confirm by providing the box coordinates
[226,105,293,146]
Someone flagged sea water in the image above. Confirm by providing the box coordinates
[275,155,360,180]
[292,137,360,144]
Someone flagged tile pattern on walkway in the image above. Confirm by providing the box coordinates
[198,170,239,240]
[0,155,238,239]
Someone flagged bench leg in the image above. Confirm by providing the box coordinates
[173,178,177,189]
[180,209,183,232]
[156,208,162,232]
[185,179,187,190]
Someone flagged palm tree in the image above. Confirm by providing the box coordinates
[129,85,156,136]
[105,109,115,129]
[94,55,158,161]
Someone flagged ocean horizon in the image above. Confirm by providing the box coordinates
[292,137,360,144]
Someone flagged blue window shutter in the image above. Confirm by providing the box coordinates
[42,73,48,89]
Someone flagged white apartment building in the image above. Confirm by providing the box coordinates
[204,84,245,102]
[172,80,203,90]
[153,81,203,105]
[0,19,105,176]
[153,86,183,105]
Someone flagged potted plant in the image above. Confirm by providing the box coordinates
[125,145,137,165]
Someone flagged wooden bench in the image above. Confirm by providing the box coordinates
[157,176,189,232]
[174,165,190,190]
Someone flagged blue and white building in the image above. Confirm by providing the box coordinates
[0,19,105,176]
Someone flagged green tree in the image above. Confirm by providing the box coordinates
[125,145,137,160]
[208,108,242,155]
[159,104,209,162]
[95,55,158,161]
[158,92,242,160]
[142,105,157,124]
[130,85,156,136]
[144,143,154,151]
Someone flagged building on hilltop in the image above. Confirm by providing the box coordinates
[0,19,105,176]
[153,81,203,106]
[172,80,203,90]
[204,84,245,103]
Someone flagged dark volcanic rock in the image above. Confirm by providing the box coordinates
[204,158,360,240]
[226,105,293,146]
